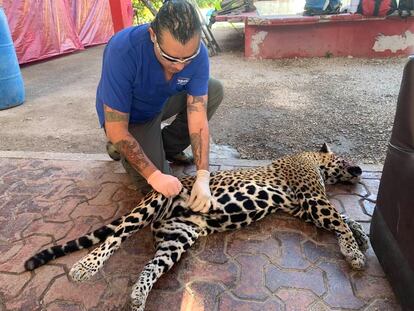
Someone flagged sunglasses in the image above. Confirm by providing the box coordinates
[154,35,200,64]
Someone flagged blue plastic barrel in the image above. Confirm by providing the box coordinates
[0,7,25,110]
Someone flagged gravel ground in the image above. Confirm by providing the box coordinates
[0,26,408,165]
[209,52,405,164]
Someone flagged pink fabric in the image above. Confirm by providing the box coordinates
[2,0,115,64]
[69,0,114,47]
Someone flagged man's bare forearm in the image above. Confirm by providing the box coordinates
[187,95,210,170]
[104,104,156,179]
[114,135,156,179]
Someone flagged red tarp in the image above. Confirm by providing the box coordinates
[2,0,115,64]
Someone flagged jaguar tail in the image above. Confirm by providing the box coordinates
[24,217,123,271]
[24,190,169,271]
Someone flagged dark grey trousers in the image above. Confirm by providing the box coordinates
[121,78,224,186]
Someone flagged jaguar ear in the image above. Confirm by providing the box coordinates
[320,143,331,153]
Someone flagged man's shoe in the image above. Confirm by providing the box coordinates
[166,151,194,165]
[106,141,121,161]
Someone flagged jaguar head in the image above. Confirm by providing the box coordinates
[317,143,362,185]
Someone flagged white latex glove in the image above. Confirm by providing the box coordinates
[188,170,214,213]
[147,170,182,198]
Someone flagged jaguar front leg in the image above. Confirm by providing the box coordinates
[342,215,369,253]
[298,197,366,270]
[130,219,200,311]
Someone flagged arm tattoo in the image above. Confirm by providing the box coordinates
[114,139,149,172]
[190,131,202,166]
[187,96,206,113]
[104,107,129,123]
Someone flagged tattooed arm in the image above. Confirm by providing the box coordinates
[187,95,210,170]
[186,94,215,212]
[104,104,182,197]
[103,104,156,179]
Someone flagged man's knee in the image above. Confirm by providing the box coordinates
[207,78,224,116]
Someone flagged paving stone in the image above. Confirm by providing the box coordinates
[361,199,376,216]
[87,183,123,206]
[43,196,89,222]
[364,298,402,311]
[0,272,31,302]
[360,222,371,237]
[45,301,84,311]
[153,259,182,291]
[218,292,283,311]
[0,212,42,241]
[305,228,338,246]
[42,274,107,310]
[353,274,396,301]
[189,235,206,255]
[329,197,345,214]
[22,218,74,241]
[0,241,24,264]
[302,240,343,264]
[361,171,382,179]
[121,227,155,257]
[361,245,386,277]
[363,179,380,198]
[276,288,319,311]
[113,198,143,219]
[227,217,274,241]
[0,235,52,273]
[0,156,398,310]
[102,247,153,280]
[37,179,75,201]
[277,232,311,269]
[326,182,367,197]
[179,281,225,311]
[90,276,130,311]
[111,185,141,203]
[232,254,270,301]
[98,170,131,185]
[62,216,103,243]
[265,265,325,296]
[13,196,55,216]
[334,195,372,222]
[307,300,334,311]
[197,232,229,264]
[319,261,365,309]
[70,201,118,222]
[227,235,281,263]
[4,266,64,310]
[179,257,238,288]
[0,194,32,215]
[145,288,186,311]
[53,249,89,271]
[271,215,318,238]
[0,159,18,176]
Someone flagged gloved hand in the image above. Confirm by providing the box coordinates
[188,170,214,213]
[147,170,182,198]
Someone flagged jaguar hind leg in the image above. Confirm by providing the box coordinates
[130,219,200,311]
[69,240,115,282]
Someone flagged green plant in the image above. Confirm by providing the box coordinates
[132,0,162,25]
[132,0,221,25]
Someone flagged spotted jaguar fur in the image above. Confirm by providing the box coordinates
[24,143,369,311]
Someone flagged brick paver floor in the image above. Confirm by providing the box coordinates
[0,154,401,311]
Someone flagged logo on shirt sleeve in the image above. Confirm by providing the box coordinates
[177,77,190,86]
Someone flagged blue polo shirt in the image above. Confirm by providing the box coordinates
[96,23,209,126]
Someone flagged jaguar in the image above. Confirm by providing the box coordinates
[24,143,369,311]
